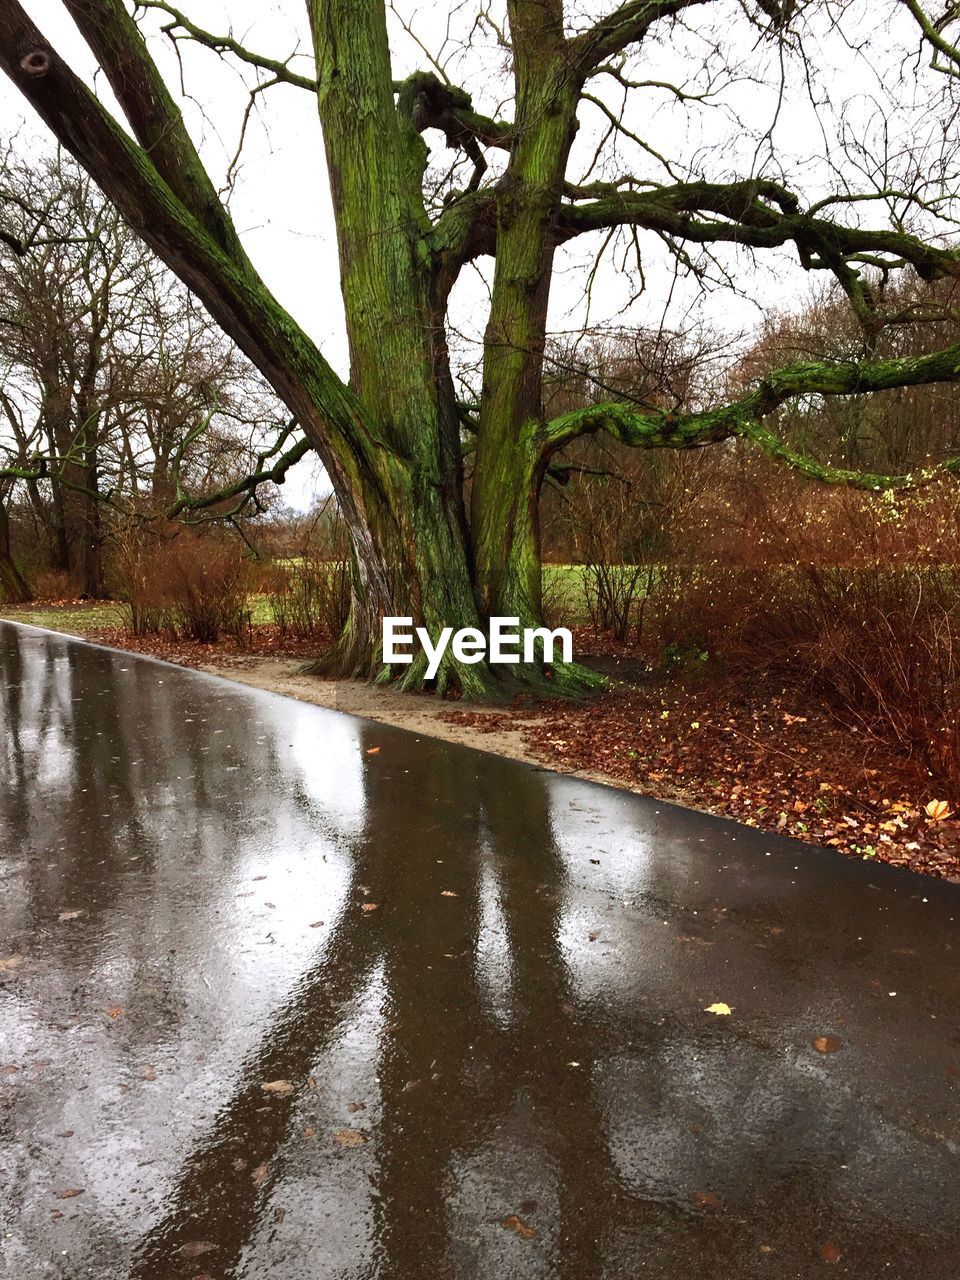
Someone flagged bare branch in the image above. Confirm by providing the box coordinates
[568,1,712,77]
[555,178,960,290]
[134,0,317,91]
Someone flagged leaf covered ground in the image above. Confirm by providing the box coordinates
[442,671,960,883]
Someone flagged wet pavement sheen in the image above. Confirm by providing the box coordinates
[1,621,959,1279]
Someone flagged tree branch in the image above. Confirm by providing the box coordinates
[568,1,711,76]
[0,0,385,475]
[543,344,960,491]
[555,179,960,284]
[164,422,311,519]
[899,0,960,79]
[62,0,250,268]
[134,0,318,91]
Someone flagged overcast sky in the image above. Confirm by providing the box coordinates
[1,1,951,507]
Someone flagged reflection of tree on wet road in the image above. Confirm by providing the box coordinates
[2,623,959,1280]
[126,730,636,1279]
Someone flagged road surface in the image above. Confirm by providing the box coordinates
[1,621,958,1278]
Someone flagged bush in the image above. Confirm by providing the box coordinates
[111,527,251,643]
[582,561,658,643]
[110,527,171,635]
[165,535,252,643]
[630,462,960,804]
[268,546,350,640]
[30,568,73,602]
[761,566,960,806]
[541,565,578,630]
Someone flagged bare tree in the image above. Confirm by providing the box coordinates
[0,148,301,597]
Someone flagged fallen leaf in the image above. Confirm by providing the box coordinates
[273,1207,286,1224]
[366,747,381,755]
[347,1101,366,1113]
[251,1163,269,1186]
[812,1036,841,1054]
[500,1214,536,1239]
[58,910,84,922]
[261,1079,294,1096]
[105,1006,124,1019]
[1,1065,18,1075]
[309,921,324,928]
[704,1002,732,1016]
[0,955,24,972]
[440,890,458,898]
[332,1128,366,1147]
[231,1158,247,1172]
[693,1191,721,1210]
[252,875,267,881]
[820,1242,841,1264]
[303,1126,316,1139]
[54,1188,85,1199]
[179,1241,216,1258]
[360,903,379,913]
[925,799,952,822]
[140,1065,157,1081]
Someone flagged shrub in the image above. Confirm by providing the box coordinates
[268,546,349,640]
[581,560,658,643]
[633,462,960,804]
[760,566,960,806]
[110,527,172,635]
[30,568,73,602]
[541,565,578,630]
[164,535,252,643]
[111,527,251,643]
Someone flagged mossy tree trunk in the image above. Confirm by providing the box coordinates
[472,1,578,627]
[0,495,30,603]
[303,0,488,692]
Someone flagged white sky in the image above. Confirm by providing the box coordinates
[1,1,953,508]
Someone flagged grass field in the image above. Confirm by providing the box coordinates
[0,594,277,635]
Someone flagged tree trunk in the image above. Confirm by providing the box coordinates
[306,0,598,695]
[469,3,595,695]
[305,0,495,694]
[0,499,31,603]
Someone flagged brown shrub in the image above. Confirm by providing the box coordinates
[267,546,349,640]
[639,459,960,803]
[30,568,73,602]
[111,527,251,643]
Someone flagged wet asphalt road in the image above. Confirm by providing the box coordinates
[0,620,958,1280]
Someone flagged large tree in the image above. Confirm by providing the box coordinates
[3,0,960,692]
